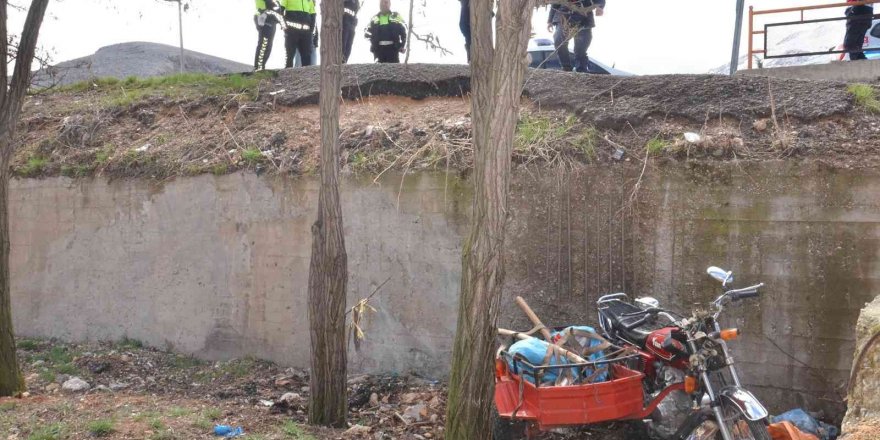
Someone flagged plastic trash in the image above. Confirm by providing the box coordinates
[771,409,839,440]
[684,132,702,143]
[213,425,244,438]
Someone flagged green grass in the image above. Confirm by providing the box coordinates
[168,406,190,418]
[87,419,115,437]
[171,354,202,370]
[149,417,165,430]
[38,369,56,383]
[241,148,263,164]
[54,71,275,108]
[191,418,213,431]
[27,423,66,440]
[22,156,48,176]
[848,83,880,113]
[280,420,315,439]
[645,137,670,154]
[0,402,15,412]
[150,431,177,440]
[95,147,113,165]
[211,163,229,175]
[203,408,222,421]
[515,113,597,161]
[118,337,144,349]
[17,339,40,351]
[54,363,79,375]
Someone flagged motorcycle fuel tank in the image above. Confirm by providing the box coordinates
[646,328,686,361]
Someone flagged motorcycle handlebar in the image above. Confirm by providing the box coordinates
[725,283,764,302]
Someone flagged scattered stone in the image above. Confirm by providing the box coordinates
[344,424,372,436]
[402,403,428,423]
[31,360,44,368]
[266,131,287,149]
[93,385,112,393]
[753,119,768,132]
[61,377,91,393]
[369,392,379,407]
[109,382,129,391]
[24,373,39,383]
[44,383,59,393]
[135,109,156,127]
[135,143,151,153]
[400,393,419,404]
[89,361,110,374]
[55,374,71,384]
[364,125,374,138]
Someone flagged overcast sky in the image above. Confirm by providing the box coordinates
[9,0,854,75]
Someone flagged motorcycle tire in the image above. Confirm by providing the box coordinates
[491,408,526,440]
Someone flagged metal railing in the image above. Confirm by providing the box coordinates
[747,1,880,69]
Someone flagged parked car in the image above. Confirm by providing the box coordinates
[527,37,633,75]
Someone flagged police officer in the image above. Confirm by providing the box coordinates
[254,0,283,70]
[845,0,874,61]
[548,0,605,73]
[280,0,317,68]
[366,0,407,63]
[343,0,361,63]
[460,0,471,62]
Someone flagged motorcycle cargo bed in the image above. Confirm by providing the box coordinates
[495,364,644,429]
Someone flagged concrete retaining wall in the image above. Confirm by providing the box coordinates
[10,162,880,420]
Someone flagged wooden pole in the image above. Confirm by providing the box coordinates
[514,296,553,341]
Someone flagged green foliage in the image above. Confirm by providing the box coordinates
[27,423,66,440]
[60,164,93,178]
[515,113,597,161]
[170,355,202,370]
[22,156,48,176]
[54,363,78,375]
[241,148,263,164]
[848,83,880,113]
[280,421,315,439]
[150,430,177,440]
[0,402,15,412]
[87,419,115,437]
[94,147,113,165]
[646,137,670,154]
[149,417,165,430]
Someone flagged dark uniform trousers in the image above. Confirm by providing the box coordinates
[845,5,873,61]
[285,29,313,68]
[343,16,357,63]
[375,46,400,63]
[254,15,277,70]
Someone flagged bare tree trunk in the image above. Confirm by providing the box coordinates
[307,0,348,428]
[444,0,535,438]
[0,0,51,397]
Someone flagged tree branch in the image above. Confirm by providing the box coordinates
[4,0,49,124]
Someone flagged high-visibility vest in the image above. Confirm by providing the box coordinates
[280,0,315,14]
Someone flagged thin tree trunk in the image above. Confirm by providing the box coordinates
[444,0,535,438]
[0,0,51,397]
[307,0,348,428]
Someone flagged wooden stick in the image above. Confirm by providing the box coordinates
[498,328,587,364]
[514,296,553,341]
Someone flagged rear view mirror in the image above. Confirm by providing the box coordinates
[707,266,734,286]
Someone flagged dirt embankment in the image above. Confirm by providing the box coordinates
[12,64,880,181]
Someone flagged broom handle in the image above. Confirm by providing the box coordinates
[515,296,554,341]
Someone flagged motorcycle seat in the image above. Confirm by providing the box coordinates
[598,299,654,347]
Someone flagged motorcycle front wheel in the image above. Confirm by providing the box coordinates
[685,402,772,440]
[716,401,772,440]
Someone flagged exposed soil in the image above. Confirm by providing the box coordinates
[12,64,880,182]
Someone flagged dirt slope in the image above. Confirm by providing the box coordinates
[13,64,878,181]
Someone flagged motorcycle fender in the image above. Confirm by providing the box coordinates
[719,387,769,421]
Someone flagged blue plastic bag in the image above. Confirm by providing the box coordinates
[771,409,839,440]
[506,326,608,385]
[213,425,244,438]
